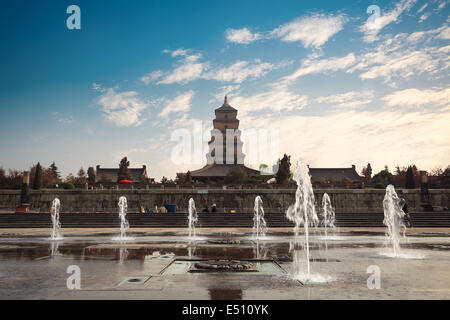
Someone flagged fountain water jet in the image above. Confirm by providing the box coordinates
[112,196,133,241]
[50,198,63,240]
[383,185,406,257]
[286,161,331,284]
[188,198,198,239]
[321,193,336,239]
[252,196,267,239]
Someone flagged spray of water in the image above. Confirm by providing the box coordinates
[383,185,406,257]
[113,196,133,240]
[188,198,198,239]
[50,198,63,240]
[253,196,267,239]
[286,160,319,281]
[321,193,336,238]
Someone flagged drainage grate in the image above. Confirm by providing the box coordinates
[119,276,150,286]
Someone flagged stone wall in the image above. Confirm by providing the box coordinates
[0,189,449,213]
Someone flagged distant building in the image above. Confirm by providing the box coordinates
[309,165,363,188]
[95,165,148,183]
[190,97,260,182]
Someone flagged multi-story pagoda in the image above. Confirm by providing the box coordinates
[190,96,260,182]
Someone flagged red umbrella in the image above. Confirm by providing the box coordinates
[119,179,132,183]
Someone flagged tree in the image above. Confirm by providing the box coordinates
[275,154,291,184]
[32,162,43,190]
[224,166,248,184]
[185,171,192,184]
[405,166,416,189]
[65,173,76,184]
[87,167,96,184]
[76,167,87,184]
[49,162,61,182]
[117,157,132,182]
[371,166,393,188]
[0,167,6,187]
[361,163,372,186]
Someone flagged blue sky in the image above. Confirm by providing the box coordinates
[0,0,449,180]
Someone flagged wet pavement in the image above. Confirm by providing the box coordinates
[0,227,449,299]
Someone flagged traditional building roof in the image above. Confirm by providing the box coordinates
[309,165,362,183]
[215,96,237,112]
[95,165,148,183]
[191,164,260,179]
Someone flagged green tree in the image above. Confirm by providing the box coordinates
[76,167,87,184]
[275,154,291,184]
[87,167,96,184]
[371,166,393,188]
[185,171,192,184]
[117,157,132,182]
[49,162,61,182]
[361,163,372,186]
[32,162,43,190]
[224,166,248,184]
[405,166,416,189]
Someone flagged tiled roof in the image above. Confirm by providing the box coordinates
[95,166,147,182]
[191,164,259,177]
[309,166,362,182]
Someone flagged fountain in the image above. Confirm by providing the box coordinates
[188,198,198,239]
[382,185,407,257]
[286,160,330,284]
[113,196,133,240]
[321,193,337,240]
[252,196,267,239]
[381,185,424,259]
[50,198,63,240]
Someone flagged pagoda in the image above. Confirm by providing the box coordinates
[190,96,260,182]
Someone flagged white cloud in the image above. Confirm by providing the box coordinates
[141,70,164,85]
[419,13,430,23]
[417,3,428,13]
[97,88,149,127]
[92,82,106,92]
[349,30,450,82]
[284,53,356,82]
[360,0,417,43]
[383,87,450,108]
[436,26,450,40]
[225,28,262,44]
[204,60,277,83]
[271,13,346,48]
[316,90,375,108]
[149,48,285,85]
[158,91,195,118]
[231,83,309,116]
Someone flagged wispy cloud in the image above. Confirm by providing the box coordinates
[271,13,347,48]
[158,91,195,118]
[144,49,285,85]
[284,53,356,82]
[96,88,149,127]
[225,28,262,44]
[316,90,375,108]
[231,83,309,116]
[383,87,450,108]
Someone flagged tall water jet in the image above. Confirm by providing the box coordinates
[114,196,132,240]
[286,160,323,283]
[321,193,336,238]
[253,196,267,239]
[188,198,198,239]
[383,185,406,257]
[50,198,63,240]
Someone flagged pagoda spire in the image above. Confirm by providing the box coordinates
[224,95,228,105]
